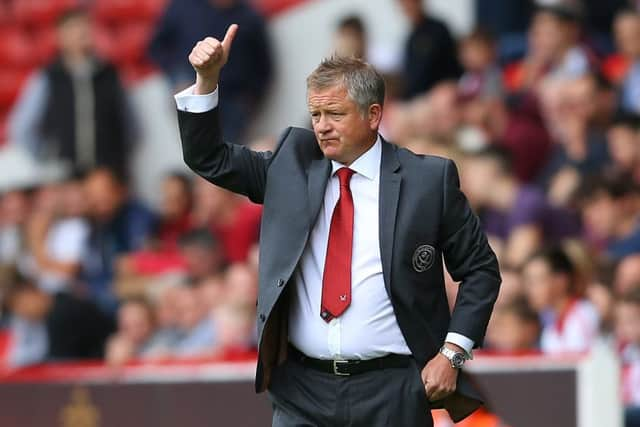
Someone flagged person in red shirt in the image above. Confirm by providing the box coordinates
[192,177,261,263]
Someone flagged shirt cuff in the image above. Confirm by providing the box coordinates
[174,84,219,113]
[445,333,474,359]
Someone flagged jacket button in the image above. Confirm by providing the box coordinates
[259,313,266,322]
[277,279,285,287]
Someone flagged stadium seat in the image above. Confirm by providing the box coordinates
[93,24,119,64]
[0,1,11,26]
[113,21,155,65]
[31,27,59,66]
[13,0,80,26]
[0,27,36,68]
[94,0,164,23]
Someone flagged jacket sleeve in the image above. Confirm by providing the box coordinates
[178,107,289,204]
[439,159,501,347]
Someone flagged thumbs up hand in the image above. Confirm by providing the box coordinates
[190,24,238,94]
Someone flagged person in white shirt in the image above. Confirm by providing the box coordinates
[523,245,600,354]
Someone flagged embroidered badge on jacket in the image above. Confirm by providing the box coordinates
[412,244,435,272]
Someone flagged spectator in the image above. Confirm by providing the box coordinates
[192,177,262,263]
[5,276,114,366]
[615,289,640,425]
[576,174,640,261]
[140,279,184,359]
[607,113,640,182]
[615,255,640,296]
[81,168,157,314]
[461,146,579,268]
[474,0,533,63]
[458,28,504,101]
[156,172,194,253]
[105,298,155,366]
[24,177,89,294]
[615,289,640,363]
[485,297,541,353]
[397,0,462,99]
[116,172,195,279]
[505,4,590,93]
[148,0,272,143]
[333,15,367,60]
[522,246,600,354]
[8,7,134,178]
[614,9,640,114]
[173,285,216,358]
[494,267,525,308]
[178,228,224,284]
[215,263,258,351]
[537,73,612,189]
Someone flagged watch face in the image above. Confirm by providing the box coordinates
[452,353,465,368]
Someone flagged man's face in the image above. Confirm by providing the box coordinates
[307,85,379,165]
[57,15,93,58]
[615,14,640,58]
[608,125,639,171]
[84,171,124,222]
[582,194,618,240]
[522,258,556,312]
[615,302,640,345]
[161,177,191,221]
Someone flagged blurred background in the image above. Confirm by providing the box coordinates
[0,0,640,426]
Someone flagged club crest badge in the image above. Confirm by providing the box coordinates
[412,244,435,272]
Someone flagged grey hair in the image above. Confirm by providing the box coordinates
[306,56,385,114]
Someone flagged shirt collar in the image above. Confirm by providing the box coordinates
[330,135,381,181]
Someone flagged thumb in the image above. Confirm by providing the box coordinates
[222,24,238,53]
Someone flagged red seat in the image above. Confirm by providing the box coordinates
[0,1,12,26]
[0,27,37,68]
[94,0,161,23]
[113,21,155,65]
[93,24,119,64]
[31,27,59,66]
[14,0,80,26]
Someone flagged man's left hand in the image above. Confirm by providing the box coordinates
[420,343,462,402]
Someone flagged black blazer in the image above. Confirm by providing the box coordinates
[178,107,501,422]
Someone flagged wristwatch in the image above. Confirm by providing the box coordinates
[439,346,467,369]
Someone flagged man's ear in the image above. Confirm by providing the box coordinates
[368,104,383,130]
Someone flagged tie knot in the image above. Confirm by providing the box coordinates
[336,167,355,187]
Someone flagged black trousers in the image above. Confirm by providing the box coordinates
[267,356,434,427]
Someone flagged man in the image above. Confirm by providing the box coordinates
[461,147,579,268]
[82,168,157,315]
[177,25,500,426]
[397,0,462,99]
[8,8,133,178]
[614,9,640,115]
[149,0,272,143]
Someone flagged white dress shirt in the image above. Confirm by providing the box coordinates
[175,85,474,360]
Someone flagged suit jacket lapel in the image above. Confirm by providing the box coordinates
[307,156,331,227]
[379,140,401,296]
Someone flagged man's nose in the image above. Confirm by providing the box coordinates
[316,115,332,133]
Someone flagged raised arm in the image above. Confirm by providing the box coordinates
[177,24,274,204]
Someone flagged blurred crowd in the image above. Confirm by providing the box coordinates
[2,0,640,424]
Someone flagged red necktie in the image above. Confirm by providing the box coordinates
[321,167,355,322]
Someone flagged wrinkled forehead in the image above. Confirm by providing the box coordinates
[307,84,351,107]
